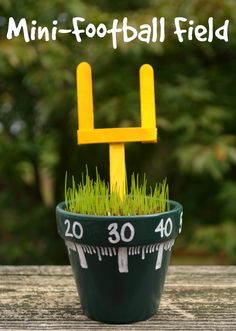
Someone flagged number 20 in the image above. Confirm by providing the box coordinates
[64,219,83,239]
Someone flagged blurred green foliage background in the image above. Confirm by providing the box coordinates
[0,0,236,265]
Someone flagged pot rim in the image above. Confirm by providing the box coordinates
[56,199,182,222]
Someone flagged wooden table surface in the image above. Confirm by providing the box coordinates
[0,266,235,331]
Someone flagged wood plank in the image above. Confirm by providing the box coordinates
[0,266,235,330]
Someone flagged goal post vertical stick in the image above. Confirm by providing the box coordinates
[77,62,94,131]
[140,64,157,139]
[109,143,126,199]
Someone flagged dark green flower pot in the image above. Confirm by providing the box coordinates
[56,200,183,324]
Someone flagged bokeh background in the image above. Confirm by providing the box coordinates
[0,0,236,265]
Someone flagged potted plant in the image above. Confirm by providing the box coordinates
[56,62,183,323]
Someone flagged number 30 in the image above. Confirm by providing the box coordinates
[108,222,135,244]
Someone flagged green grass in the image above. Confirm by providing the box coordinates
[65,168,169,216]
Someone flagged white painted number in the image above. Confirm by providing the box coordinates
[107,223,120,244]
[165,218,173,237]
[120,223,135,242]
[179,212,183,234]
[64,219,83,239]
[108,222,135,244]
[72,222,83,239]
[155,218,173,238]
[65,219,73,237]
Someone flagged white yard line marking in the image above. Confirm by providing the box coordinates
[155,242,164,270]
[75,244,88,269]
[118,247,129,273]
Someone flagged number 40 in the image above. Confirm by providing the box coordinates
[155,218,172,238]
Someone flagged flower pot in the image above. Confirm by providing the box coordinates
[56,200,183,324]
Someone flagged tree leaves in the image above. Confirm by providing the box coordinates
[0,0,236,263]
